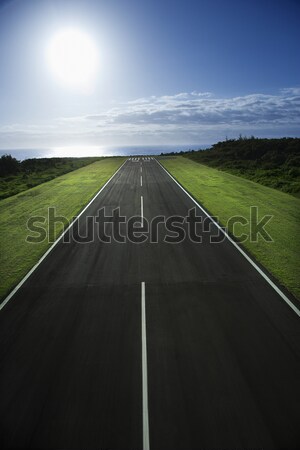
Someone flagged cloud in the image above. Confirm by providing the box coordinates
[0,88,299,147]
[95,89,300,127]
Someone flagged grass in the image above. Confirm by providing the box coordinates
[0,157,125,300]
[180,138,300,196]
[0,157,103,199]
[160,156,300,300]
[185,159,300,198]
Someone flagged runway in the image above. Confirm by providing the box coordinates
[0,157,299,449]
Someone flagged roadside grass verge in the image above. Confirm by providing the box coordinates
[181,137,300,196]
[0,157,125,300]
[160,156,300,300]
[0,156,103,199]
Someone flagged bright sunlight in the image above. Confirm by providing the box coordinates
[46,28,98,90]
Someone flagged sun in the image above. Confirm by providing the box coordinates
[46,28,98,90]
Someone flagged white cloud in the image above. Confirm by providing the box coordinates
[84,88,300,127]
[0,88,299,148]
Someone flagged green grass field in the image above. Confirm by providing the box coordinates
[181,138,300,196]
[0,157,125,300]
[160,156,300,300]
[0,156,103,199]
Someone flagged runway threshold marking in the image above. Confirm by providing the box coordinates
[141,281,150,450]
[155,159,300,318]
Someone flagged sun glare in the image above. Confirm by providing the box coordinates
[49,146,111,157]
[46,28,98,90]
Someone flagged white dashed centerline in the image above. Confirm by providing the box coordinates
[141,281,150,450]
[141,175,143,187]
[141,196,144,226]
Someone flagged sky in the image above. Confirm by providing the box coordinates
[0,0,299,154]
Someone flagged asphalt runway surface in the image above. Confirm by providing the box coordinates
[0,158,299,449]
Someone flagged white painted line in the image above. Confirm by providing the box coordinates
[141,166,143,174]
[0,159,128,312]
[141,175,143,187]
[155,159,300,318]
[141,195,144,226]
[141,281,150,450]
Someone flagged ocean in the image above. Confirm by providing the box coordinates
[0,144,210,160]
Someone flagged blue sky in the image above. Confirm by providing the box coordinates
[0,0,299,152]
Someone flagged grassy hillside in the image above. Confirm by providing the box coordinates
[179,138,300,196]
[0,157,125,300]
[160,156,300,300]
[0,155,103,199]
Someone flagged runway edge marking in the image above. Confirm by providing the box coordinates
[141,281,150,450]
[0,159,128,312]
[155,158,300,318]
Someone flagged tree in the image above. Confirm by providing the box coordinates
[0,154,20,176]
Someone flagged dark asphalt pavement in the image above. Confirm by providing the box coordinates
[0,158,299,449]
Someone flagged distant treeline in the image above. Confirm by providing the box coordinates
[0,155,102,199]
[161,137,300,195]
[0,154,101,177]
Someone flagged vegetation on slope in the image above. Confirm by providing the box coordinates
[162,137,300,196]
[0,154,103,199]
[160,156,300,300]
[0,157,125,300]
